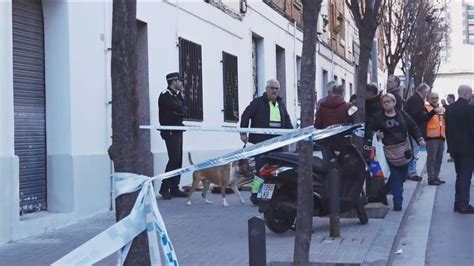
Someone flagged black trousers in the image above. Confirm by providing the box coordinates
[453,155,474,208]
[161,131,183,193]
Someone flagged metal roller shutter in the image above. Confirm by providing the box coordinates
[12,0,47,214]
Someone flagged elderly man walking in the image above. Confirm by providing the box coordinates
[405,83,439,182]
[445,85,474,214]
[240,79,293,202]
[425,92,446,186]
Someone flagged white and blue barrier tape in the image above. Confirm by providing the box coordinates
[140,125,296,135]
[53,124,362,266]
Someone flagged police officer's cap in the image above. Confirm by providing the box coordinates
[166,72,183,82]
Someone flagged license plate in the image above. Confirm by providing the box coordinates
[257,184,275,200]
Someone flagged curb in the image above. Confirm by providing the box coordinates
[362,153,427,265]
[386,179,423,265]
[387,158,427,265]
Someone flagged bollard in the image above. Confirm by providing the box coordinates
[328,159,341,238]
[248,216,267,266]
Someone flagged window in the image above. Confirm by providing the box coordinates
[252,35,264,98]
[179,37,203,121]
[222,52,239,122]
[295,0,302,9]
[322,69,328,96]
[276,45,286,102]
[334,75,338,81]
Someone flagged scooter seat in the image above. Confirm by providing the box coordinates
[261,152,327,175]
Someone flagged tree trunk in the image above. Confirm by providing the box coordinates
[386,62,396,76]
[109,0,151,265]
[293,0,322,265]
[354,32,374,124]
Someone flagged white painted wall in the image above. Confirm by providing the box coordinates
[433,73,474,99]
[1,0,387,244]
[139,1,307,186]
[68,1,110,155]
[0,0,14,156]
[0,0,17,245]
[1,0,112,244]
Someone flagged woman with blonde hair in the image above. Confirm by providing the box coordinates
[367,93,426,211]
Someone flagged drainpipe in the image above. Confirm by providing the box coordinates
[293,21,298,124]
[102,0,114,211]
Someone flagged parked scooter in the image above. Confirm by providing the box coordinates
[256,123,369,233]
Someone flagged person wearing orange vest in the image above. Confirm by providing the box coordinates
[425,92,446,186]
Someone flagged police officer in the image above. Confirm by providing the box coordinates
[158,72,188,199]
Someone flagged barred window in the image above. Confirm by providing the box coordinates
[179,37,203,121]
[222,52,239,122]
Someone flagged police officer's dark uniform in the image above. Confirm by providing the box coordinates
[158,72,188,199]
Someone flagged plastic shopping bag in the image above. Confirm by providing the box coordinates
[368,134,391,179]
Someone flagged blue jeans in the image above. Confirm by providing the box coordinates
[408,137,419,177]
[383,163,409,205]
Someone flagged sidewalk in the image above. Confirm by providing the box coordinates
[0,154,427,266]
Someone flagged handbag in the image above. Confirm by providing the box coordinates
[383,137,413,166]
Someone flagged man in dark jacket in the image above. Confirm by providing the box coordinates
[366,83,383,129]
[445,85,474,214]
[387,75,404,110]
[240,79,293,200]
[314,84,352,166]
[314,84,352,129]
[240,79,293,144]
[364,84,384,202]
[405,83,440,182]
[158,72,188,200]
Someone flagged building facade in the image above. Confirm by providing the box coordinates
[0,0,386,244]
[433,0,474,98]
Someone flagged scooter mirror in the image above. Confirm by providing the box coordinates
[348,105,358,116]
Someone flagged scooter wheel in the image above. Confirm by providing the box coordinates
[264,205,295,234]
[250,193,259,206]
[356,201,369,225]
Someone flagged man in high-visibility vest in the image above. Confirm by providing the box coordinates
[240,79,293,204]
[425,92,446,186]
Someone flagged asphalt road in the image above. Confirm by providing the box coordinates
[425,156,474,265]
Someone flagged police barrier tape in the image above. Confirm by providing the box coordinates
[52,124,362,266]
[140,125,296,135]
